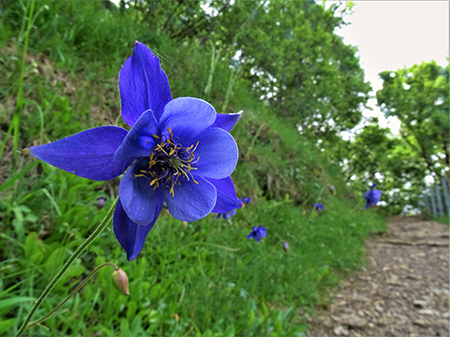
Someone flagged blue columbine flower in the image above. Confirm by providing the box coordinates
[283,241,289,252]
[247,225,267,242]
[29,41,243,261]
[216,208,237,220]
[363,183,381,209]
[242,197,252,204]
[313,203,324,211]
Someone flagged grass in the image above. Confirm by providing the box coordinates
[0,1,386,336]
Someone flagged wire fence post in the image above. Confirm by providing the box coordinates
[441,177,450,216]
[422,190,431,214]
[429,186,438,218]
[435,184,445,217]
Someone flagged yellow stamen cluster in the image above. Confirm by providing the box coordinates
[135,127,200,197]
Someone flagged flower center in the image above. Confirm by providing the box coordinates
[135,127,200,197]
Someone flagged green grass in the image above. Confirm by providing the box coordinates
[431,215,449,226]
[0,1,387,336]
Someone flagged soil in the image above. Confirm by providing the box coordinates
[307,215,450,337]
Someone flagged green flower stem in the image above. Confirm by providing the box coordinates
[26,262,118,330]
[15,198,118,337]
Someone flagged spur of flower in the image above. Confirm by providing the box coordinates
[247,225,267,242]
[29,41,243,261]
[363,183,381,209]
[313,203,324,211]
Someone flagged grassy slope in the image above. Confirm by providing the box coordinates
[0,1,386,336]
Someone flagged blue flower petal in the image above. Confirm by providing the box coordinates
[371,190,382,203]
[119,159,164,225]
[259,226,268,238]
[159,97,216,143]
[113,198,163,261]
[114,109,159,161]
[207,177,243,213]
[30,126,131,181]
[192,128,238,179]
[210,111,242,132]
[119,41,171,126]
[163,176,217,222]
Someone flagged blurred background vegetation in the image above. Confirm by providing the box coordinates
[0,0,447,336]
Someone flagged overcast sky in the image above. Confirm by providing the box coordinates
[330,0,449,135]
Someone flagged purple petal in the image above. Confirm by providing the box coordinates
[114,109,159,161]
[163,176,217,222]
[259,229,267,238]
[113,198,163,261]
[119,41,171,126]
[119,159,164,225]
[159,97,216,143]
[206,177,243,213]
[192,128,238,179]
[30,126,131,181]
[210,111,242,132]
[363,191,370,200]
[371,190,382,203]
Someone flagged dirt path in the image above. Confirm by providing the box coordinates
[307,216,449,337]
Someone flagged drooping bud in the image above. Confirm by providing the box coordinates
[97,196,106,209]
[283,241,289,253]
[111,268,129,296]
[328,184,336,195]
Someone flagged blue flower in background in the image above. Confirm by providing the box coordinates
[242,197,252,204]
[216,208,237,220]
[247,225,267,242]
[30,41,243,261]
[313,203,324,211]
[363,183,381,209]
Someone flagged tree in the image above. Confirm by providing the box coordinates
[229,0,372,148]
[377,61,450,182]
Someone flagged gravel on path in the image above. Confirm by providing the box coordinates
[307,215,449,337]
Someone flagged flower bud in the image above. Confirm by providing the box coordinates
[328,184,336,195]
[283,241,289,253]
[111,268,129,296]
[97,196,106,209]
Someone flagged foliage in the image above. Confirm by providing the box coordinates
[377,61,449,182]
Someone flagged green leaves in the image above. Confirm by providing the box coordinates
[377,61,449,182]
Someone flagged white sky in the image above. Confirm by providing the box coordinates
[330,1,449,136]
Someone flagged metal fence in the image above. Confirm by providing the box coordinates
[421,177,450,218]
